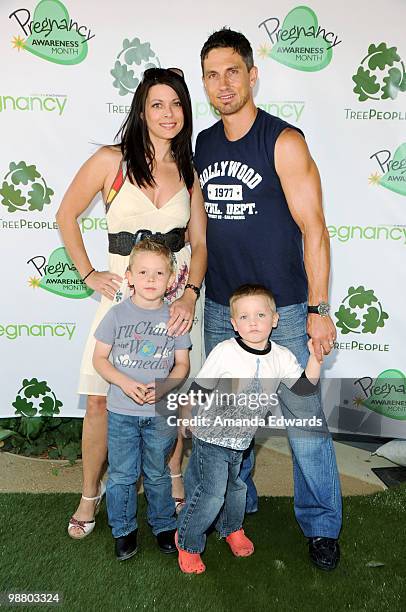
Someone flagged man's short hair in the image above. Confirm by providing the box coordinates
[200,27,254,72]
[229,284,276,316]
[128,239,175,273]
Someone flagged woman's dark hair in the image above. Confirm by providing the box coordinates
[200,28,254,72]
[115,68,194,190]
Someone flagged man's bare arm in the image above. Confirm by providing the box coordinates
[275,128,336,361]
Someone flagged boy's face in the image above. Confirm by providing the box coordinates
[127,252,174,303]
[231,295,279,349]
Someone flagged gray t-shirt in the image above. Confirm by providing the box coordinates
[94,298,191,416]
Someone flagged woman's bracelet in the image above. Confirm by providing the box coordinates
[185,283,200,298]
[82,268,96,282]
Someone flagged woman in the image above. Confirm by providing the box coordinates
[56,68,207,539]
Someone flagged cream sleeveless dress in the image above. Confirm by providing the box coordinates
[78,165,204,395]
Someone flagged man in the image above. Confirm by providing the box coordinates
[194,28,342,570]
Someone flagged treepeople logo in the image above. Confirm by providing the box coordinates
[12,378,62,417]
[369,144,406,196]
[0,161,54,214]
[9,0,94,65]
[257,5,341,72]
[27,247,93,299]
[335,286,388,335]
[353,370,406,421]
[111,37,160,96]
[352,43,406,102]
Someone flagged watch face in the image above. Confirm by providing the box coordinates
[318,302,330,316]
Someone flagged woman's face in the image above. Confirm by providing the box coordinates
[144,83,184,141]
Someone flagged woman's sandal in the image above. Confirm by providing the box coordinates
[171,473,186,514]
[67,481,106,540]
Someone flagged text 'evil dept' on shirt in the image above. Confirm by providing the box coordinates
[194,109,308,308]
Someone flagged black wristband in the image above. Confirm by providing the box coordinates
[185,283,200,298]
[82,268,95,282]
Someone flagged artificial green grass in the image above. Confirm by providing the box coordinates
[1,489,405,612]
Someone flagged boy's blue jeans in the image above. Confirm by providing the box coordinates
[177,436,246,553]
[204,298,342,539]
[107,412,177,538]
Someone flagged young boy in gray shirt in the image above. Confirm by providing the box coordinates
[93,240,191,560]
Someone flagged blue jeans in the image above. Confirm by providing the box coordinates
[204,297,342,538]
[177,436,246,553]
[107,412,177,538]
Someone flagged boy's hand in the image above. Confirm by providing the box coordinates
[120,377,149,404]
[308,338,324,363]
[144,383,162,404]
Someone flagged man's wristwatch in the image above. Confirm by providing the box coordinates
[185,283,200,299]
[307,302,330,317]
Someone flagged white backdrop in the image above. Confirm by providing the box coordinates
[1,0,405,436]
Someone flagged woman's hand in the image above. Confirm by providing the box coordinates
[167,292,197,336]
[85,270,122,300]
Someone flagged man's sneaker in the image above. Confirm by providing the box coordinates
[308,537,340,571]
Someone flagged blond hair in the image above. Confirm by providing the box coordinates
[229,284,276,316]
[128,239,175,273]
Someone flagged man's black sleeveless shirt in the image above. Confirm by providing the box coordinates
[194,109,308,307]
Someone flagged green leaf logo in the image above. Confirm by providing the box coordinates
[0,161,54,214]
[335,286,388,335]
[111,36,160,96]
[12,378,63,417]
[352,42,406,102]
[366,43,399,71]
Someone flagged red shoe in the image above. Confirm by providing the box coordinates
[225,529,254,557]
[175,531,206,574]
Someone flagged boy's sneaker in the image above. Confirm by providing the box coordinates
[115,529,138,561]
[225,529,254,557]
[308,537,340,570]
[156,529,177,554]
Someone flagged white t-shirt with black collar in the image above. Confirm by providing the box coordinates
[191,337,303,451]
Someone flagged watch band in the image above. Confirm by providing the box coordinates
[185,283,200,298]
[308,302,330,316]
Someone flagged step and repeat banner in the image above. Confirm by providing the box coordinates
[1,0,405,436]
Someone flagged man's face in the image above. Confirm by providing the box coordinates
[202,47,257,116]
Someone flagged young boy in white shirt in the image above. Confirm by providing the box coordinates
[175,284,325,574]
